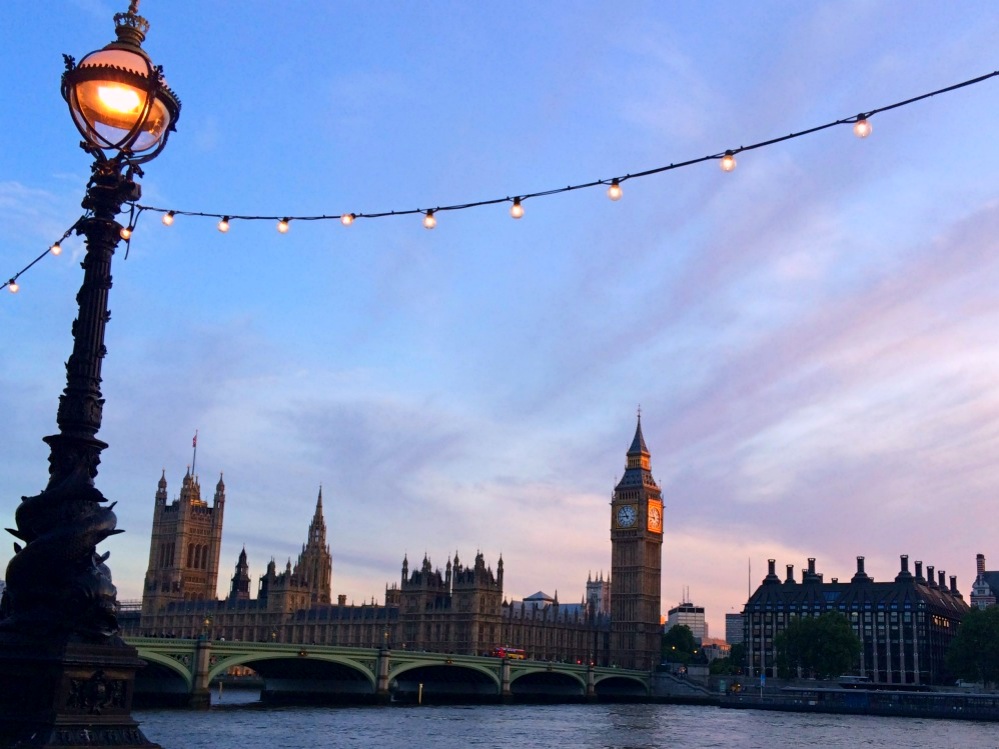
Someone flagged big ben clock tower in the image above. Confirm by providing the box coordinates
[610,414,664,670]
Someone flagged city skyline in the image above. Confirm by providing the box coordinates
[2,3,999,639]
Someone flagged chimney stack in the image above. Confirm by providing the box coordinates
[895,554,913,582]
[939,570,946,588]
[851,556,872,583]
[978,554,986,577]
[786,564,795,583]
[927,565,936,587]
[764,559,781,584]
[950,575,960,596]
[915,561,924,581]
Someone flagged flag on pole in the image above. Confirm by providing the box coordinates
[193,432,198,448]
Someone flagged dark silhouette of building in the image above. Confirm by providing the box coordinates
[744,555,968,685]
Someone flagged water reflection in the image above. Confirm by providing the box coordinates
[136,695,994,749]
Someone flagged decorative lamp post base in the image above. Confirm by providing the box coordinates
[0,633,159,747]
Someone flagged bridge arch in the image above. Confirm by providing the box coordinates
[206,651,376,688]
[388,661,501,702]
[593,672,649,698]
[508,664,587,698]
[388,660,501,688]
[137,649,194,689]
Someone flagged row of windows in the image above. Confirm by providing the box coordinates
[187,543,211,570]
[747,600,928,612]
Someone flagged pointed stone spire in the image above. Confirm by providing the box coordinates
[155,469,168,504]
[629,409,649,457]
[214,471,225,507]
[617,412,655,488]
[308,487,326,546]
[229,545,251,601]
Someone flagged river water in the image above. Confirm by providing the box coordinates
[134,690,992,749]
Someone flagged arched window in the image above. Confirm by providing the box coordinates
[187,544,194,567]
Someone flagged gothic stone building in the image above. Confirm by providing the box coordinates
[129,420,664,668]
[744,555,969,685]
[140,468,225,620]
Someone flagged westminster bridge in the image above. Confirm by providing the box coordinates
[127,637,653,708]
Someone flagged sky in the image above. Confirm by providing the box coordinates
[2,2,998,639]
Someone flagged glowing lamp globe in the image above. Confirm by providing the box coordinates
[853,117,872,139]
[61,4,180,163]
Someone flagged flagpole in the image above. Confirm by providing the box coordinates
[192,429,198,477]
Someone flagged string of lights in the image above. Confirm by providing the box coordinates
[5,69,997,295]
[4,219,83,293]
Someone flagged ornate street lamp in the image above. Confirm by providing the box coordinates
[0,3,179,746]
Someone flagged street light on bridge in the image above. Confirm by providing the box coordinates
[0,2,179,746]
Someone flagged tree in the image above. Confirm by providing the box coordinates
[662,624,698,665]
[710,642,747,675]
[774,612,860,679]
[948,606,999,687]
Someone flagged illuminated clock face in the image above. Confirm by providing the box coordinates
[616,505,637,527]
[648,505,662,532]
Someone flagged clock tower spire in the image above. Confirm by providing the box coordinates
[609,413,664,670]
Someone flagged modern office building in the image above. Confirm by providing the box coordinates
[666,601,707,642]
[725,612,744,645]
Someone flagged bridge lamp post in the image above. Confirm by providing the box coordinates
[0,2,179,746]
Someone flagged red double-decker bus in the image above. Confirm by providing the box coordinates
[491,646,527,660]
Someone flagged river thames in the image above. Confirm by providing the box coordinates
[135,691,993,748]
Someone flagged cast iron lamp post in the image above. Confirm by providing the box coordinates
[0,2,179,746]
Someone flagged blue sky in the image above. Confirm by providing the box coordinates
[2,1,998,637]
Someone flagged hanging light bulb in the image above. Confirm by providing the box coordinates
[607,179,623,201]
[423,210,436,229]
[162,211,175,226]
[341,213,355,226]
[8,279,19,294]
[50,242,63,256]
[119,225,132,240]
[720,151,737,172]
[277,218,290,233]
[510,197,524,219]
[853,115,872,138]
[218,216,230,233]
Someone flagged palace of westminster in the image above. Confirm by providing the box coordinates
[124,419,666,670]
